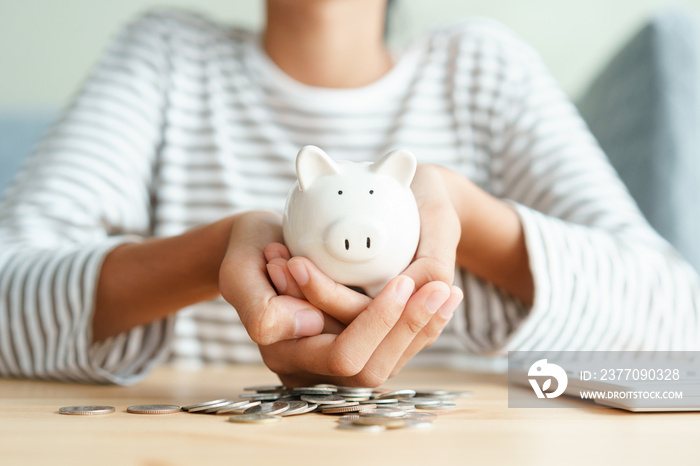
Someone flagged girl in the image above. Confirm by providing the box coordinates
[0,0,697,386]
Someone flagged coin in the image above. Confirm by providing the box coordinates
[228,414,282,424]
[362,398,397,405]
[188,399,231,413]
[127,404,181,415]
[337,414,361,424]
[59,406,115,416]
[361,408,406,418]
[216,401,261,414]
[375,389,416,400]
[343,396,372,402]
[394,402,416,411]
[414,389,450,397]
[301,394,346,405]
[243,385,285,392]
[278,401,309,416]
[410,397,441,406]
[403,419,434,429]
[182,399,228,412]
[239,393,281,401]
[337,423,386,432]
[421,402,457,410]
[404,412,438,420]
[321,403,376,415]
[353,417,407,428]
[292,387,337,395]
[336,386,372,394]
[244,401,290,415]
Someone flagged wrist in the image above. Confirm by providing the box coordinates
[437,167,534,305]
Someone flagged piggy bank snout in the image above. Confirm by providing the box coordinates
[325,218,385,263]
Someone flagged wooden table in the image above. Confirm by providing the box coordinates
[0,364,696,465]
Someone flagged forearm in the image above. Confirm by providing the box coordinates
[439,167,534,306]
[93,217,236,341]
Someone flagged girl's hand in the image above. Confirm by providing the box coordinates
[260,270,461,387]
[219,210,339,346]
[265,244,462,386]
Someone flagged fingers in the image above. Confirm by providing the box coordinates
[266,258,304,300]
[259,281,464,388]
[287,256,372,325]
[268,275,414,377]
[351,281,452,386]
[391,285,463,376]
[264,242,292,261]
[406,165,462,289]
[221,234,325,345]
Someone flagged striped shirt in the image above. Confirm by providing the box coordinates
[1,9,699,384]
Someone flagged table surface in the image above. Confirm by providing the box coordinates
[0,364,696,466]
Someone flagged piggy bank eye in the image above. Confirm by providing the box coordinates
[338,190,343,195]
[369,190,374,195]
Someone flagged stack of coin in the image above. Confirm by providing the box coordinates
[204,384,470,430]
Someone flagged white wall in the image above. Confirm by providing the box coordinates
[2,0,700,108]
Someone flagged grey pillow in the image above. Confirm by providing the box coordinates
[577,5,700,272]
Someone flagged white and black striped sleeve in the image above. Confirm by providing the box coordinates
[0,12,175,383]
[452,24,700,352]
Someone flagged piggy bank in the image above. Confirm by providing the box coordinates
[283,145,420,297]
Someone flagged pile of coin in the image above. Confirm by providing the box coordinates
[59,385,471,432]
[182,385,471,432]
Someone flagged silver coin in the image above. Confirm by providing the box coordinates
[243,385,285,392]
[375,389,416,400]
[238,393,281,401]
[421,402,457,410]
[337,423,386,432]
[321,403,373,415]
[244,401,290,415]
[59,406,115,416]
[353,417,407,428]
[202,400,254,414]
[449,391,474,398]
[279,401,309,416]
[414,389,450,397]
[182,398,227,412]
[410,397,441,406]
[337,414,361,424]
[188,399,231,413]
[342,396,371,402]
[360,408,406,418]
[395,402,416,411]
[404,419,434,429]
[300,394,346,405]
[216,400,261,414]
[228,414,282,424]
[292,387,337,395]
[404,412,438,420]
[361,398,397,405]
[127,404,181,415]
[336,387,373,395]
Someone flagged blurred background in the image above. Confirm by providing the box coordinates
[3,0,700,108]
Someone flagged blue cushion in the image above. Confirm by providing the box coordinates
[577,6,700,271]
[0,109,56,194]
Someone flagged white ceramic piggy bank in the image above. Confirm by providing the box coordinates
[283,145,420,297]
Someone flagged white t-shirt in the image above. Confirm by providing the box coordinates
[1,9,698,384]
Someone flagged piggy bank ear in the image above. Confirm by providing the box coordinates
[296,145,341,191]
[370,149,417,188]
